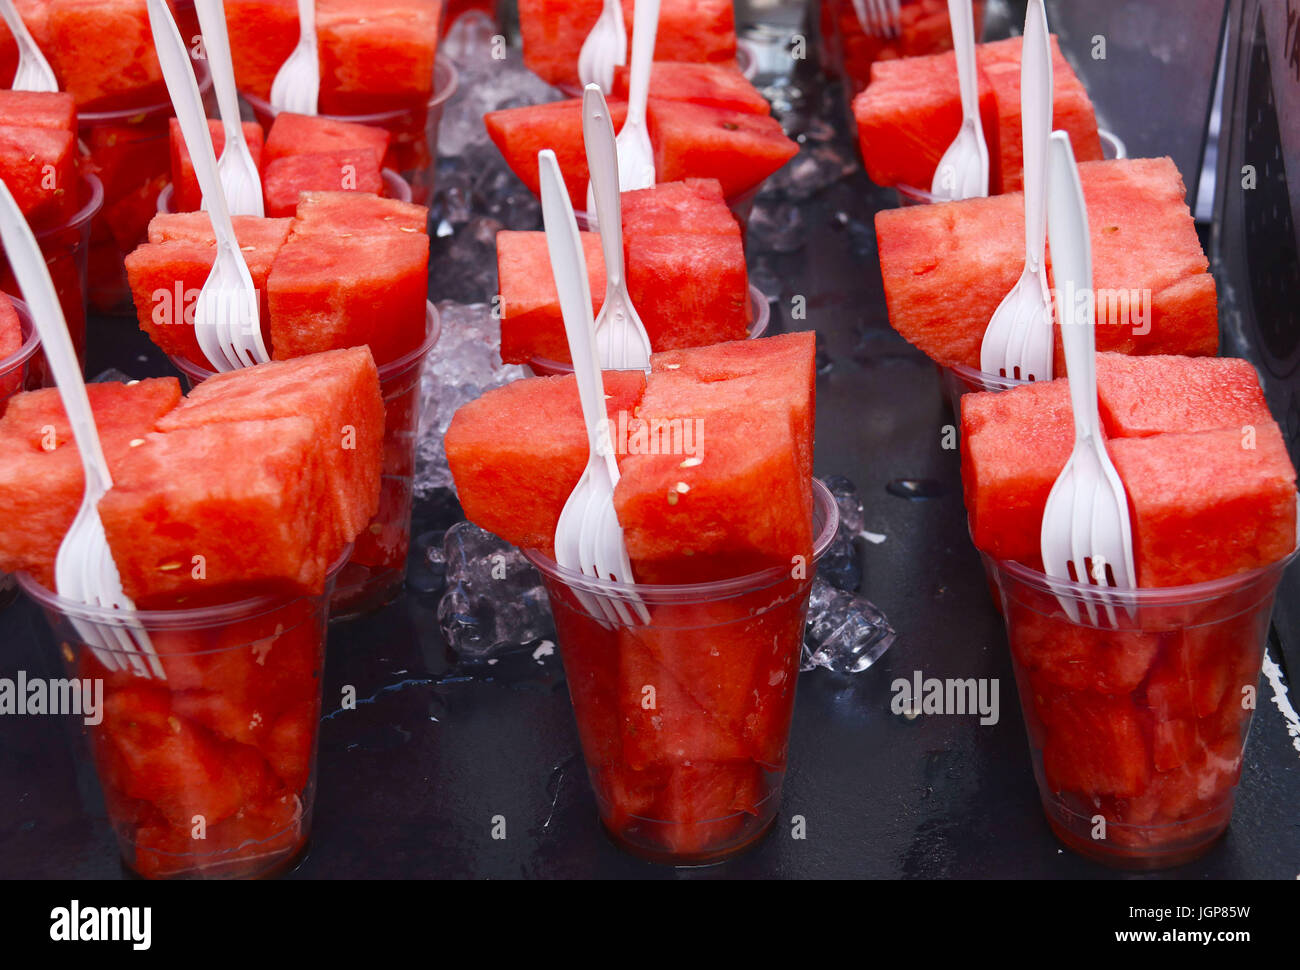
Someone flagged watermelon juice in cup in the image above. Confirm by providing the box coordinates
[984,548,1298,868]
[526,480,838,864]
[169,302,442,618]
[242,60,459,208]
[18,551,347,879]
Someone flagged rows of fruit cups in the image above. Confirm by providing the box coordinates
[0,1,1292,878]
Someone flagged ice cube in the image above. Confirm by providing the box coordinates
[802,576,896,675]
[817,475,864,591]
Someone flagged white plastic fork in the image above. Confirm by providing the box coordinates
[149,0,267,372]
[979,0,1052,382]
[0,180,164,680]
[931,0,988,201]
[611,0,659,194]
[577,0,626,94]
[195,0,265,216]
[853,0,901,39]
[0,0,56,92]
[583,84,651,373]
[539,149,649,629]
[270,0,319,116]
[1040,131,1136,628]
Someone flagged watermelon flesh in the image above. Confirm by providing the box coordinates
[261,150,384,218]
[0,377,183,589]
[852,34,1101,193]
[44,0,165,110]
[518,0,736,89]
[169,118,266,213]
[125,215,292,369]
[822,0,984,96]
[497,181,749,364]
[0,90,78,227]
[646,100,799,201]
[263,112,391,168]
[875,157,1218,372]
[289,190,428,238]
[611,62,770,115]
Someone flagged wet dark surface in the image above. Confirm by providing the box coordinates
[1,31,1298,881]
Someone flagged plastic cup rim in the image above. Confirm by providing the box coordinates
[78,58,214,126]
[523,478,840,600]
[33,172,104,239]
[0,297,42,376]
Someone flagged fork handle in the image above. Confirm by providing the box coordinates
[583,85,627,295]
[0,181,113,497]
[296,0,316,43]
[1046,131,1101,444]
[625,0,660,127]
[539,151,616,473]
[1021,0,1052,273]
[194,0,248,149]
[948,0,980,123]
[0,0,42,61]
[147,0,239,252]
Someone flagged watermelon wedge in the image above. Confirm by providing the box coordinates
[518,0,736,89]
[1096,354,1273,439]
[612,62,770,115]
[0,89,76,131]
[1037,686,1152,798]
[261,149,384,217]
[823,0,979,96]
[263,111,391,168]
[0,88,78,226]
[169,118,266,213]
[0,378,184,589]
[288,190,428,238]
[45,0,164,110]
[876,158,1218,372]
[647,100,799,200]
[497,228,605,366]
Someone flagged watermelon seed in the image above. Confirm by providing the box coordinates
[129,438,145,448]
[125,380,139,387]
[667,492,679,506]
[675,482,691,494]
[158,562,183,572]
[61,644,74,665]
[721,122,740,131]
[663,363,681,370]
[167,716,182,734]
[679,457,703,468]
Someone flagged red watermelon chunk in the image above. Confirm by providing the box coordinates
[619,178,736,237]
[289,190,428,238]
[0,293,21,369]
[0,89,76,131]
[653,761,763,857]
[1096,353,1273,439]
[978,36,1103,193]
[155,347,384,549]
[126,215,292,368]
[518,0,736,89]
[45,0,164,110]
[444,371,647,554]
[263,111,391,168]
[1007,600,1165,693]
[169,118,266,213]
[612,62,770,115]
[98,417,337,607]
[1109,425,1296,587]
[266,229,429,366]
[823,0,976,97]
[648,100,798,200]
[0,123,76,226]
[261,149,384,217]
[497,228,605,365]
[1036,686,1152,798]
[0,378,183,589]
[485,98,629,211]
[876,158,1218,371]
[223,0,297,102]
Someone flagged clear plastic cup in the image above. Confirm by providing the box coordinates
[17,550,348,879]
[81,59,213,314]
[154,168,414,215]
[524,479,838,865]
[242,60,459,207]
[525,282,771,378]
[0,175,102,371]
[0,297,40,611]
[984,547,1299,869]
[168,302,441,619]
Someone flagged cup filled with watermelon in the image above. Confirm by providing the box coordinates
[0,348,386,876]
[448,332,832,862]
[225,0,456,205]
[961,354,1299,867]
[496,178,769,375]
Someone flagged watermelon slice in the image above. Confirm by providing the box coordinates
[155,347,384,549]
[266,229,429,366]
[126,215,292,368]
[169,118,266,213]
[612,61,770,115]
[444,370,647,555]
[619,178,736,237]
[0,89,76,131]
[497,229,605,366]
[261,149,384,217]
[1109,425,1297,588]
[485,98,629,211]
[1096,353,1273,438]
[647,100,799,200]
[852,34,1100,193]
[518,0,736,89]
[0,378,183,589]
[263,111,391,168]
[288,190,428,238]
[45,0,164,110]
[876,158,1218,371]
[0,123,76,227]
[98,418,337,607]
